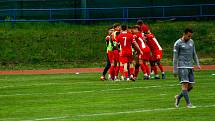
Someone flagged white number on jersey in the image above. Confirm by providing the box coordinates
[123,37,127,46]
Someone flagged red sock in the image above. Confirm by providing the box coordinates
[129,67,134,75]
[124,71,129,78]
[134,65,140,77]
[114,66,119,77]
[109,66,115,79]
[153,66,158,75]
[140,64,147,74]
[158,64,164,72]
[119,66,124,76]
[144,63,150,75]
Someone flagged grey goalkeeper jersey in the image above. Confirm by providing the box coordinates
[173,38,200,74]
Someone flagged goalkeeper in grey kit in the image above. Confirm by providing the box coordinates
[173,28,201,108]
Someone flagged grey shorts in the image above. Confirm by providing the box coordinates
[178,68,194,84]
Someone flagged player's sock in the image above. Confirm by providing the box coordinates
[175,94,181,107]
[158,64,164,72]
[144,63,150,76]
[182,90,191,105]
[114,66,120,77]
[176,92,184,106]
[109,66,115,80]
[119,66,124,76]
[134,64,140,77]
[129,67,134,76]
[124,71,129,78]
[140,64,147,74]
[153,66,158,75]
[102,62,111,76]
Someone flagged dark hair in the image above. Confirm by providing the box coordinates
[184,28,193,34]
[128,26,132,29]
[113,23,121,28]
[121,24,127,31]
[132,25,140,31]
[137,20,144,25]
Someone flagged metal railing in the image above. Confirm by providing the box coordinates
[0,4,214,22]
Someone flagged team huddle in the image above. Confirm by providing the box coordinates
[100,20,165,81]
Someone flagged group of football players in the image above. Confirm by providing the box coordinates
[100,20,165,81]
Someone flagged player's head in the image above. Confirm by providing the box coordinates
[121,24,127,31]
[127,26,132,33]
[108,27,114,35]
[113,23,121,31]
[137,20,144,26]
[132,25,140,34]
[183,28,193,42]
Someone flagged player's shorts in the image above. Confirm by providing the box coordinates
[107,51,114,63]
[150,50,163,61]
[120,53,133,64]
[113,50,119,62]
[139,47,151,61]
[138,53,150,61]
[178,68,195,84]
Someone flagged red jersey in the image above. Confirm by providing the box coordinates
[133,32,149,51]
[116,31,134,55]
[145,33,162,53]
[140,24,149,33]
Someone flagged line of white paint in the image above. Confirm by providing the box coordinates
[14,104,215,121]
[1,79,213,90]
[0,84,175,97]
[0,81,131,89]
[22,116,69,121]
[0,81,101,89]
[77,104,215,117]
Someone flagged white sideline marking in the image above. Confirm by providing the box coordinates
[0,82,96,89]
[3,105,215,121]
[22,116,69,121]
[77,104,215,117]
[0,84,175,97]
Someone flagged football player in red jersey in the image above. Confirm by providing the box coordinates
[134,20,150,79]
[132,25,151,80]
[109,23,121,80]
[137,20,150,35]
[116,24,142,81]
[145,31,166,79]
[100,27,114,81]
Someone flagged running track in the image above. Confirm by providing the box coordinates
[0,65,214,75]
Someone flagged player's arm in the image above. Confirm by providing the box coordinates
[193,42,201,69]
[173,41,179,76]
[115,35,119,50]
[106,35,110,47]
[132,40,143,55]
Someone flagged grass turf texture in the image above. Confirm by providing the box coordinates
[0,70,215,121]
[0,20,215,70]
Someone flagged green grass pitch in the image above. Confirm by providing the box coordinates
[0,70,215,121]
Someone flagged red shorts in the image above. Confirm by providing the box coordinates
[113,50,120,62]
[107,51,114,63]
[150,50,163,61]
[120,53,133,64]
[138,53,150,61]
[142,47,151,61]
